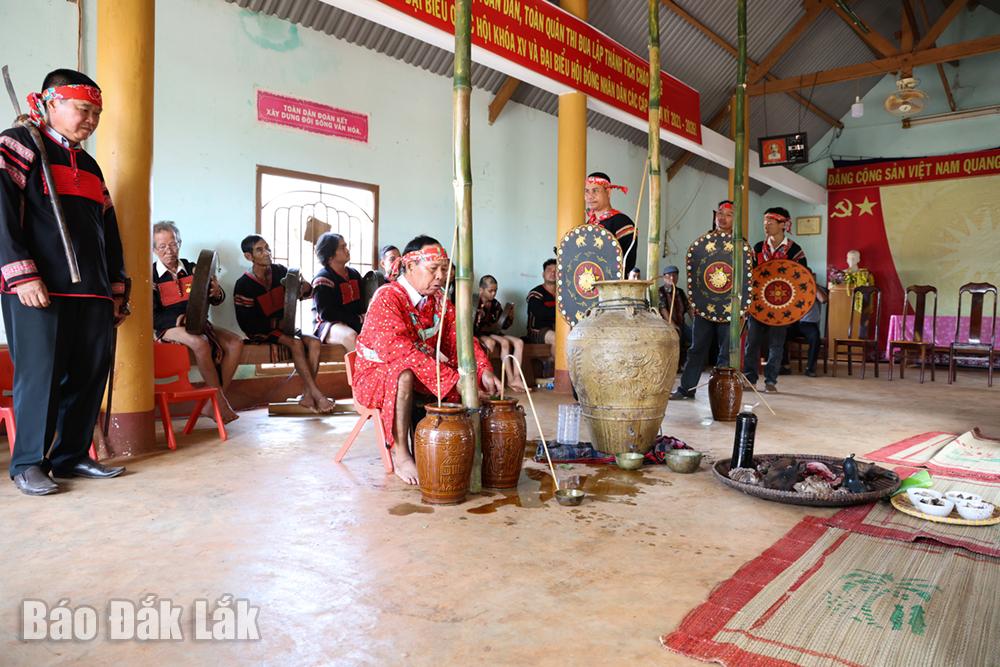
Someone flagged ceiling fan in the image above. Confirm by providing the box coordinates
[884,77,929,117]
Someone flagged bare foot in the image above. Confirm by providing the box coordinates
[391,449,419,485]
[312,393,337,414]
[298,395,321,414]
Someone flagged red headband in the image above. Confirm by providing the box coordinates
[586,176,628,195]
[389,246,450,280]
[764,213,792,233]
[717,203,734,212]
[27,84,103,126]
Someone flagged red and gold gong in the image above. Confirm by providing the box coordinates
[749,259,816,325]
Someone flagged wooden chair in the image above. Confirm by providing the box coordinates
[154,343,228,450]
[334,350,394,473]
[947,282,997,387]
[787,301,829,375]
[833,286,882,379]
[888,285,937,383]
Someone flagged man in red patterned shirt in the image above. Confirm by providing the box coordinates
[352,235,502,485]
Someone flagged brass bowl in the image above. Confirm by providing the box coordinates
[555,489,585,506]
[666,449,703,474]
[615,452,645,470]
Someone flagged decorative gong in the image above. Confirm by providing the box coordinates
[749,259,816,325]
[686,231,753,322]
[556,224,623,327]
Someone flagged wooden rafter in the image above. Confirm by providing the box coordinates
[747,33,1000,95]
[488,76,521,124]
[659,0,838,126]
[664,0,833,181]
[917,0,958,111]
[915,0,967,50]
[818,0,898,58]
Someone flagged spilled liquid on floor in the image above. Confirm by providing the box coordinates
[466,465,670,514]
[388,503,434,516]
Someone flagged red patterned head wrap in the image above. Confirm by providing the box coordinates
[27,85,103,126]
[764,212,792,233]
[585,175,628,195]
[389,245,450,280]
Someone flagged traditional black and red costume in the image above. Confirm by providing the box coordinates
[233,263,309,343]
[0,86,127,477]
[586,174,637,273]
[525,283,556,344]
[352,275,490,448]
[311,265,364,338]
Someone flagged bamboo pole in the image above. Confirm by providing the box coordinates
[646,0,663,305]
[452,0,482,492]
[728,0,749,369]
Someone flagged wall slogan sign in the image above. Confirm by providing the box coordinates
[374,0,701,144]
[257,90,369,143]
[758,132,807,168]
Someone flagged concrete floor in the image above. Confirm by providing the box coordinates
[1,369,998,666]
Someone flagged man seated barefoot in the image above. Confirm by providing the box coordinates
[311,232,364,352]
[152,221,241,423]
[475,275,525,393]
[233,235,335,414]
[352,235,503,484]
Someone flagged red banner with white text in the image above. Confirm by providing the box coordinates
[376,0,701,144]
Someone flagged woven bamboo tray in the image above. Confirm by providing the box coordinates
[890,494,1000,526]
[713,454,900,507]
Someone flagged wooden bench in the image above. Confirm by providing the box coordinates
[486,343,552,386]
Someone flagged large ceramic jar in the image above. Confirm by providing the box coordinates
[481,398,527,489]
[708,367,743,422]
[414,403,475,504]
[567,280,678,454]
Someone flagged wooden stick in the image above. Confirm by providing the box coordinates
[504,353,559,490]
[435,224,460,407]
[621,159,649,278]
[667,283,677,325]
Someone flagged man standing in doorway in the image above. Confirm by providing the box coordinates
[585,171,636,274]
[0,69,129,495]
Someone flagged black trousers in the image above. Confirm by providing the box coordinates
[743,319,788,386]
[2,295,112,477]
[677,316,730,393]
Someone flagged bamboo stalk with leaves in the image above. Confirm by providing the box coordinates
[452,0,482,492]
[728,0,749,369]
[646,0,663,304]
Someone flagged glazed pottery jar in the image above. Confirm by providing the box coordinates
[414,403,475,504]
[480,398,527,489]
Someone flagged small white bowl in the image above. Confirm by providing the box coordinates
[956,501,995,522]
[906,488,942,506]
[945,491,983,505]
[915,496,955,518]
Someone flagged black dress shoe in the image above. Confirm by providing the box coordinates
[56,458,126,479]
[670,389,695,400]
[12,466,59,496]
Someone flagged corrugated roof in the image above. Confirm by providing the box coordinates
[224,0,957,193]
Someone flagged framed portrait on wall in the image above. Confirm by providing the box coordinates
[796,215,822,236]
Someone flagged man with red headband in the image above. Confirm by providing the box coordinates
[0,69,129,495]
[352,235,503,485]
[672,200,737,400]
[742,206,807,393]
[585,171,637,273]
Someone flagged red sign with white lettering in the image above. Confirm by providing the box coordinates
[375,0,701,144]
[257,90,369,143]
